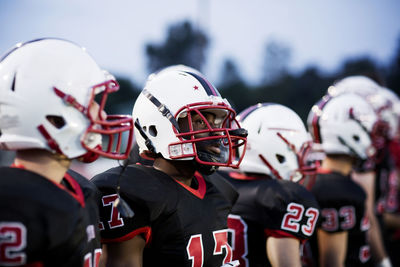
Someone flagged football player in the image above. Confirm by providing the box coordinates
[217,103,320,267]
[92,67,247,266]
[306,92,377,266]
[0,38,134,266]
[328,76,395,267]
[374,86,400,267]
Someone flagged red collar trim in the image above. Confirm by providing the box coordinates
[11,163,85,207]
[264,229,303,241]
[174,172,207,199]
[101,226,152,246]
[62,172,86,207]
[229,171,263,180]
[11,163,25,168]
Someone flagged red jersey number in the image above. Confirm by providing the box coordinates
[227,215,249,267]
[281,203,319,236]
[100,194,124,229]
[187,230,233,267]
[321,205,356,232]
[84,248,102,267]
[0,222,27,266]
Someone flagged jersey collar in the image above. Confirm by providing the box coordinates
[173,172,207,199]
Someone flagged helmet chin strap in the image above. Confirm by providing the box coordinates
[337,135,362,159]
[258,154,283,180]
[113,157,135,218]
[193,159,219,175]
[142,89,180,131]
[37,124,64,155]
[79,146,101,163]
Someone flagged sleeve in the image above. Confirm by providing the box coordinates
[92,166,169,244]
[257,181,320,241]
[311,178,365,233]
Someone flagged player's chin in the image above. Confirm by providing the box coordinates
[206,145,221,155]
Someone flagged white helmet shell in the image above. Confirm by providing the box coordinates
[238,103,312,181]
[328,75,397,139]
[0,38,133,160]
[308,93,377,160]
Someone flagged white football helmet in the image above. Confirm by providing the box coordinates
[132,68,247,172]
[379,87,400,138]
[328,75,397,141]
[307,93,377,160]
[327,75,381,97]
[0,38,134,162]
[237,103,314,182]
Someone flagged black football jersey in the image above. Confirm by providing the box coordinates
[67,169,102,267]
[217,171,320,267]
[92,164,238,267]
[374,146,399,215]
[0,167,91,266]
[305,170,372,266]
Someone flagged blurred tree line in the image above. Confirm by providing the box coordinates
[109,20,400,123]
[1,20,400,164]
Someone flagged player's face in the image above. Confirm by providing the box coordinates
[179,111,224,155]
[192,112,219,133]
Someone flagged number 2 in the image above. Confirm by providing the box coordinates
[0,222,27,266]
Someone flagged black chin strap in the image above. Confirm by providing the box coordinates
[114,159,135,218]
[134,118,156,153]
[142,89,180,132]
[337,135,361,158]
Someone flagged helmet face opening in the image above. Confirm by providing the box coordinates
[259,133,316,182]
[169,102,247,168]
[54,80,134,161]
[296,140,317,180]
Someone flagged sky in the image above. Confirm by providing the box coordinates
[0,0,399,86]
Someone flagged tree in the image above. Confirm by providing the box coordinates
[145,20,208,74]
[386,35,400,94]
[105,76,140,115]
[218,59,244,88]
[337,57,384,85]
[217,59,249,112]
[260,40,291,85]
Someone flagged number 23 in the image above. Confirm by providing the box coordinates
[281,203,319,236]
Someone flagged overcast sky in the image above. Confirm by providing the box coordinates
[1,0,399,85]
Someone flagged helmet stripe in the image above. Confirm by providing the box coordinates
[185,71,220,97]
[238,103,275,121]
[311,95,332,144]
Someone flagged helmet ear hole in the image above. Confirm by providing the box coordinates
[46,115,66,129]
[352,135,360,142]
[149,125,158,137]
[276,154,285,163]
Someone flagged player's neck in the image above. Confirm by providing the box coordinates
[153,158,195,186]
[321,156,352,176]
[14,149,71,184]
